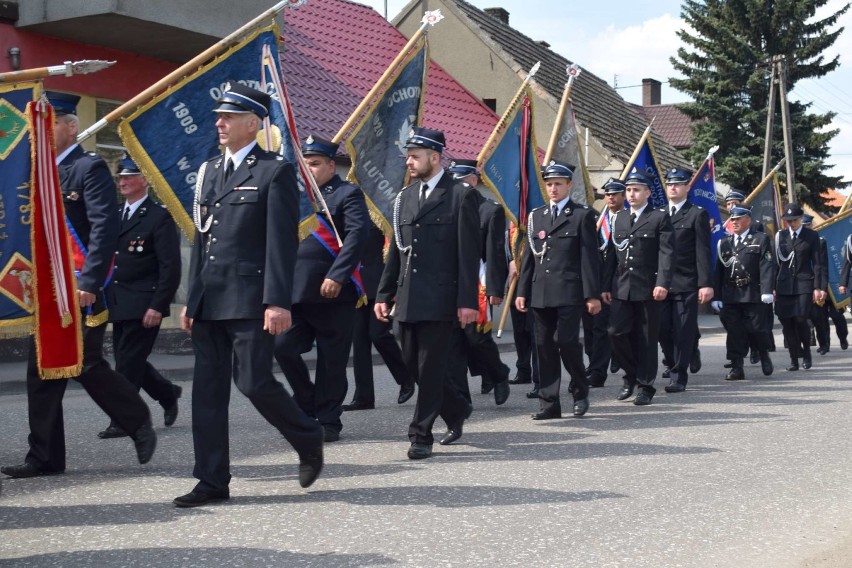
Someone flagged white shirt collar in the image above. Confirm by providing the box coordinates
[670,200,686,215]
[123,193,149,219]
[224,141,257,171]
[630,203,649,219]
[55,143,78,166]
[420,168,445,199]
[549,195,571,216]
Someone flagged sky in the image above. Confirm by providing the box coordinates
[360,0,852,190]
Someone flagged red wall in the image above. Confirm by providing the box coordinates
[1,23,178,101]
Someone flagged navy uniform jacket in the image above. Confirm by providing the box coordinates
[713,231,776,303]
[377,172,480,323]
[108,196,181,321]
[517,201,600,308]
[775,227,826,296]
[476,192,508,297]
[59,145,119,314]
[603,207,675,301]
[292,175,368,304]
[186,144,299,320]
[669,202,712,293]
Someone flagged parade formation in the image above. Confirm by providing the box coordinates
[1,3,852,520]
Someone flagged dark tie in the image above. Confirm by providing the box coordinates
[551,205,559,225]
[122,207,130,223]
[670,206,676,217]
[224,158,234,181]
[419,183,428,208]
[735,235,740,248]
[630,212,636,227]
[791,231,797,241]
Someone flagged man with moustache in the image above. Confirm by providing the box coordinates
[601,171,674,406]
[657,168,713,393]
[516,160,600,420]
[176,83,323,507]
[375,127,480,460]
[97,154,182,439]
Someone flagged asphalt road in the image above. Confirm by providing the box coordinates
[2,328,852,567]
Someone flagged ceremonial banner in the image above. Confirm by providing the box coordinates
[816,209,852,309]
[28,97,83,378]
[621,127,667,209]
[549,102,593,205]
[688,155,724,269]
[479,87,546,255]
[742,171,783,239]
[119,24,283,240]
[344,38,428,236]
[0,82,37,337]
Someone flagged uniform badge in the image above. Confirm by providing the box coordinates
[136,240,144,252]
[537,230,546,240]
[128,240,136,252]
[201,206,208,217]
[67,191,80,201]
[245,155,256,167]
[306,135,315,144]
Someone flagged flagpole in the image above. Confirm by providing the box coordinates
[333,10,443,144]
[840,192,852,214]
[745,158,787,203]
[477,62,541,164]
[687,145,719,188]
[496,241,523,338]
[77,0,297,143]
[543,65,580,164]
[0,60,114,85]
[619,124,652,178]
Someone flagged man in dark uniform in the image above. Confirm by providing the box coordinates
[97,155,183,439]
[516,160,600,419]
[176,83,323,507]
[803,215,849,353]
[344,222,415,411]
[711,207,776,380]
[437,159,509,445]
[375,127,481,460]
[274,136,368,442]
[583,178,624,387]
[774,204,826,371]
[2,92,156,480]
[602,171,674,406]
[658,168,713,393]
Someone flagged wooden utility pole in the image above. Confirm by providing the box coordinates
[761,61,777,178]
[762,55,796,203]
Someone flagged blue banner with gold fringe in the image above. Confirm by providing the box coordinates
[0,82,38,336]
[816,209,852,309]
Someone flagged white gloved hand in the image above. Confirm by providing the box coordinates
[711,301,723,312]
[761,294,774,304]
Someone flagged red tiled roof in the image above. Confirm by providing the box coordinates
[632,103,694,150]
[280,0,499,161]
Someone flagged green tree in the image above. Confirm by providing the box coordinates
[670,0,849,211]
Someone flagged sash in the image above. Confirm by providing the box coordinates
[310,215,367,307]
[64,215,114,324]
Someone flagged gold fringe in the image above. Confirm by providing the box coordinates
[85,309,109,328]
[60,311,72,327]
[39,362,83,380]
[355,294,368,309]
[475,322,493,334]
[299,214,319,242]
[0,317,34,338]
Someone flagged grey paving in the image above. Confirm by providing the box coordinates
[2,320,852,567]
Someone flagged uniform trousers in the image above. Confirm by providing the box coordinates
[510,302,539,385]
[533,305,589,413]
[811,301,831,350]
[658,291,699,385]
[191,319,322,494]
[608,298,661,394]
[828,303,849,344]
[274,302,356,433]
[776,294,812,360]
[398,320,468,445]
[24,321,151,472]
[112,320,179,408]
[582,303,612,381]
[350,299,411,405]
[720,303,767,365]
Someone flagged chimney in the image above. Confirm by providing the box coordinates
[484,7,509,25]
[642,78,661,106]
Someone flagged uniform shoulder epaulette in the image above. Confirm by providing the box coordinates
[489,199,499,206]
[275,155,284,161]
[658,207,666,212]
[531,204,548,213]
[580,204,589,209]
[697,205,704,209]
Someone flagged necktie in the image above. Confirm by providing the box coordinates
[419,183,428,208]
[735,235,740,248]
[791,231,797,241]
[551,205,559,224]
[630,212,637,227]
[670,206,676,217]
[224,158,234,181]
[122,207,130,222]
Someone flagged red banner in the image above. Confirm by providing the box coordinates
[28,99,82,379]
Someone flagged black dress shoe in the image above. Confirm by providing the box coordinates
[132,421,157,465]
[323,425,340,443]
[587,375,606,388]
[664,382,686,393]
[725,367,745,381]
[532,406,562,420]
[661,367,671,379]
[802,354,812,370]
[690,349,702,373]
[407,443,433,460]
[573,399,589,417]
[760,353,774,376]
[298,446,324,488]
[508,374,531,385]
[1,462,62,478]
[397,383,415,404]
[610,359,620,373]
[841,337,848,350]
[342,400,375,411]
[750,350,760,365]
[817,347,829,355]
[526,387,540,399]
[97,424,128,439]
[493,380,510,405]
[163,385,182,427]
[633,390,654,405]
[481,382,494,394]
[616,386,634,401]
[173,489,230,508]
[786,361,799,371]
[439,425,463,445]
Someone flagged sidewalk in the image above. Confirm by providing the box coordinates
[0,314,727,396]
